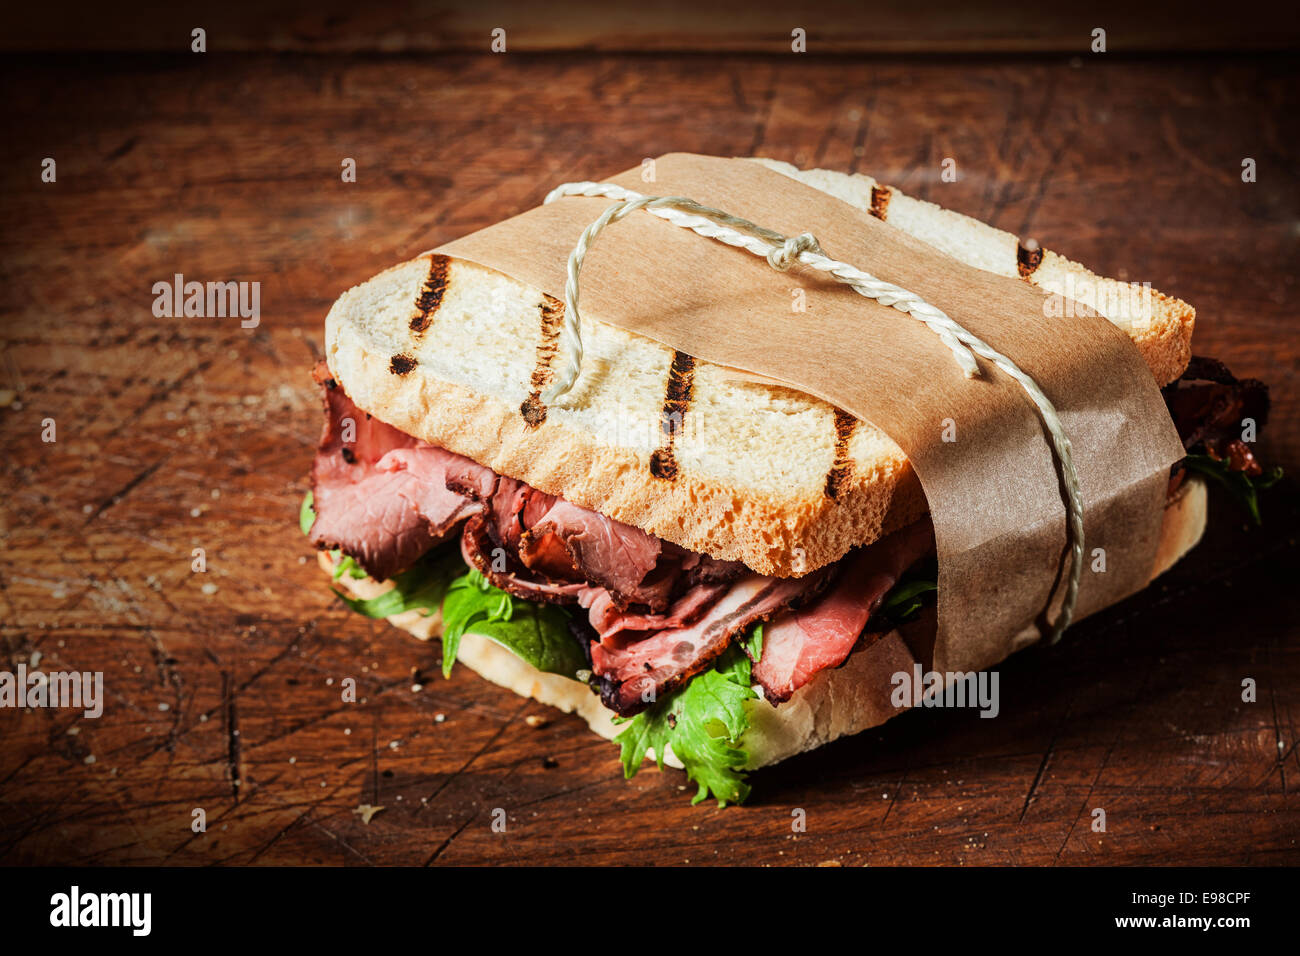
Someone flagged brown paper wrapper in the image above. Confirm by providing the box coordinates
[438,154,1186,674]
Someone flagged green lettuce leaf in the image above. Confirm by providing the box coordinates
[299,491,316,535]
[878,557,939,626]
[333,546,465,621]
[879,579,938,623]
[300,491,582,680]
[613,646,757,807]
[334,555,368,581]
[439,568,585,679]
[302,488,751,805]
[1183,454,1282,526]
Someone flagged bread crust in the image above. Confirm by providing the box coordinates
[324,159,1193,577]
[321,478,1206,771]
[750,157,1196,387]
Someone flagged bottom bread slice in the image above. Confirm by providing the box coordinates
[321,478,1206,771]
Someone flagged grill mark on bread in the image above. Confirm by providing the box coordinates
[389,354,418,375]
[409,254,451,334]
[869,185,892,220]
[824,408,858,499]
[1017,237,1043,279]
[520,294,565,428]
[649,351,696,481]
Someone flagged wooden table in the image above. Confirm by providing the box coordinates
[1,51,1297,866]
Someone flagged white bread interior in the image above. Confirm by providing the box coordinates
[321,478,1205,772]
[323,159,1196,578]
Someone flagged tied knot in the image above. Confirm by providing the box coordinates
[540,180,1085,646]
[766,232,821,271]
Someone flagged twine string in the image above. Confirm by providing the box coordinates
[540,181,1084,643]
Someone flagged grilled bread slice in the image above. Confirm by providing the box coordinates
[322,478,1206,770]
[324,159,1195,578]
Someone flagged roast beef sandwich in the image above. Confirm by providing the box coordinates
[301,158,1276,805]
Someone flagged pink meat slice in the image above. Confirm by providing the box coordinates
[520,500,667,608]
[378,447,481,531]
[591,572,829,715]
[581,580,733,642]
[459,512,586,605]
[307,362,479,580]
[753,520,934,703]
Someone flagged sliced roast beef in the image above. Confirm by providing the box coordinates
[460,512,586,605]
[449,459,675,609]
[485,477,556,555]
[675,549,748,589]
[1163,356,1271,479]
[308,362,480,580]
[312,468,444,582]
[591,571,831,716]
[447,464,557,557]
[378,448,481,532]
[753,520,935,703]
[581,579,733,643]
[520,500,668,609]
[443,455,499,502]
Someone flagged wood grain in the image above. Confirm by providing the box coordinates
[0,51,1296,865]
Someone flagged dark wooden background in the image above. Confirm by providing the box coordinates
[6,0,1300,53]
[2,8,1298,865]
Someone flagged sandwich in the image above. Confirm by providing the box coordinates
[301,158,1277,805]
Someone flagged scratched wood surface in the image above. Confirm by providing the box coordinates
[1,52,1297,866]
